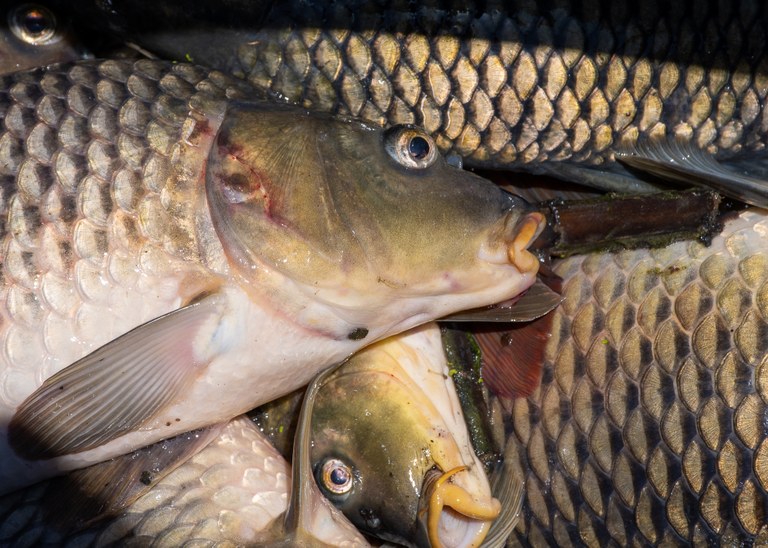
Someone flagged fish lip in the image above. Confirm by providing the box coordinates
[481,211,547,273]
[418,466,501,548]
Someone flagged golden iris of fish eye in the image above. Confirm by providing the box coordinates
[385,126,438,169]
[320,458,354,495]
[10,4,59,45]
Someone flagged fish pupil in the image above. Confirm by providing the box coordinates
[330,467,349,485]
[408,136,430,160]
[23,9,50,35]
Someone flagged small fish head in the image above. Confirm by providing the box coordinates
[309,327,500,547]
[206,104,545,338]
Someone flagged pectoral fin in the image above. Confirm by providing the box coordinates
[9,293,224,460]
[42,423,225,531]
[474,310,553,399]
[443,279,561,323]
[617,139,768,207]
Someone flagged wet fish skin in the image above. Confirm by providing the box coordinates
[499,208,768,545]
[90,0,768,175]
[0,59,543,494]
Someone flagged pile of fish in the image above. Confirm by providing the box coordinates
[2,0,768,546]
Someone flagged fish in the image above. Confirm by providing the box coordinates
[0,58,546,495]
[477,207,768,544]
[305,323,510,547]
[71,0,768,200]
[0,324,520,547]
[0,2,90,75]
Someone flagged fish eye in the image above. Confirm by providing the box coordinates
[384,126,438,169]
[318,458,354,497]
[9,4,60,46]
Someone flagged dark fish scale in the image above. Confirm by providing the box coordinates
[506,214,768,544]
[225,0,768,168]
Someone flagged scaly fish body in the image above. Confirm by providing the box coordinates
[502,208,768,545]
[78,0,768,175]
[0,416,370,547]
[0,59,544,494]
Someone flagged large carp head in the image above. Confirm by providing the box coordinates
[308,323,503,547]
[206,103,542,341]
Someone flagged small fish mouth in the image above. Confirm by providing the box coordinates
[421,466,501,548]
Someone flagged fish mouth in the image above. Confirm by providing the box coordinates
[420,466,501,548]
[482,211,546,275]
[507,211,546,274]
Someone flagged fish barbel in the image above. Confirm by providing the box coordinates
[0,58,545,494]
[480,208,768,545]
[73,0,768,195]
[0,324,516,547]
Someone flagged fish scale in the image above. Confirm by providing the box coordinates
[0,60,248,407]
[502,209,768,546]
[233,0,768,168]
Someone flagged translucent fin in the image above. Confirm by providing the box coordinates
[9,293,224,460]
[474,311,553,399]
[443,279,561,323]
[42,423,224,531]
[481,460,524,548]
[618,138,768,207]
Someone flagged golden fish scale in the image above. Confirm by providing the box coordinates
[504,210,768,546]
[0,60,250,409]
[239,0,768,168]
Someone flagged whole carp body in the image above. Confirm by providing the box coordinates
[72,0,768,198]
[0,58,544,494]
[477,208,768,545]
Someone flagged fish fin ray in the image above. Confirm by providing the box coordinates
[41,423,225,532]
[481,460,524,547]
[617,138,768,207]
[475,313,552,398]
[443,279,561,323]
[9,294,223,460]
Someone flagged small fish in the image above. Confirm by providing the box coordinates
[306,323,513,547]
[0,58,545,494]
[0,324,520,547]
[0,2,89,75]
[479,208,768,544]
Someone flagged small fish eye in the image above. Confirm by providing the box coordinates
[9,4,59,46]
[385,126,438,169]
[319,458,354,496]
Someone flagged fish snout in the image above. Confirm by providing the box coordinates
[419,466,501,548]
